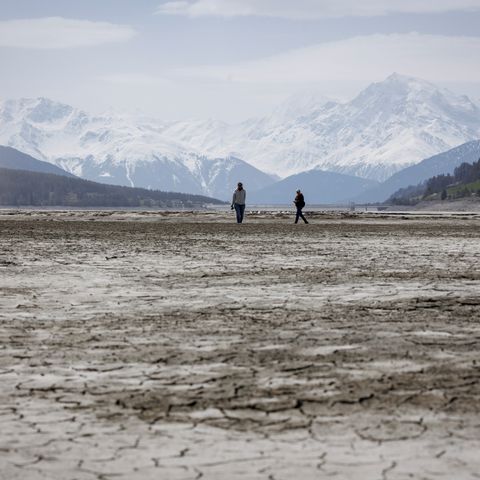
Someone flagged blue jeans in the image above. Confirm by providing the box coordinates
[234,203,245,223]
[295,207,308,224]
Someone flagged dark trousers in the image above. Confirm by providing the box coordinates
[295,207,308,224]
[234,203,245,223]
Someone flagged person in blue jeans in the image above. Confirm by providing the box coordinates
[231,182,246,223]
[294,189,309,224]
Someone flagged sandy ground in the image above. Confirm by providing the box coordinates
[0,209,479,480]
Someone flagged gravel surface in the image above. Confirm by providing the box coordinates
[1,210,479,479]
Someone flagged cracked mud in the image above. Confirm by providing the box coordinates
[0,210,479,479]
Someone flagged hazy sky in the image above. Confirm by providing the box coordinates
[1,0,480,121]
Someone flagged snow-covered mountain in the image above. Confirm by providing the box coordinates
[0,98,274,199]
[162,74,480,181]
[1,74,479,198]
[353,139,480,203]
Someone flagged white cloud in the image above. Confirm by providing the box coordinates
[0,17,136,49]
[170,33,480,86]
[99,73,164,85]
[156,0,480,19]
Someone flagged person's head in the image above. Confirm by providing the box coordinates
[237,182,243,190]
[296,189,301,194]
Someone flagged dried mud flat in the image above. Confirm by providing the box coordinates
[0,210,479,480]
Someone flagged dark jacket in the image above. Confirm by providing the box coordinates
[294,193,305,209]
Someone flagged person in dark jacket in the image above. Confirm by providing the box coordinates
[231,182,246,223]
[293,189,308,224]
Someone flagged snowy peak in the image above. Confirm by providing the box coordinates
[1,73,479,195]
[241,73,480,179]
[353,73,478,114]
[363,72,447,97]
[0,96,275,199]
[0,97,75,124]
[373,72,435,90]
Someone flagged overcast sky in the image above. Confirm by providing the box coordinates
[1,0,480,121]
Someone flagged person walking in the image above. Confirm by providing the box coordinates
[231,182,246,223]
[294,189,308,224]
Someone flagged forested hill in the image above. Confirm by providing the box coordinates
[388,158,480,205]
[0,168,224,207]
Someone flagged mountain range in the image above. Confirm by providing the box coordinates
[1,73,479,202]
[0,98,274,200]
[249,170,378,204]
[354,140,480,203]
[0,146,223,207]
[162,73,480,181]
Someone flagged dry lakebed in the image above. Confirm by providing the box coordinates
[0,209,479,479]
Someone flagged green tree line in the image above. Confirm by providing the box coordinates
[389,158,480,205]
[0,168,224,207]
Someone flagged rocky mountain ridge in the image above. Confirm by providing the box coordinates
[1,73,479,199]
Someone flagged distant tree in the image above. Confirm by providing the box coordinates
[441,189,447,200]
[453,158,480,184]
[454,163,471,183]
[423,174,453,198]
